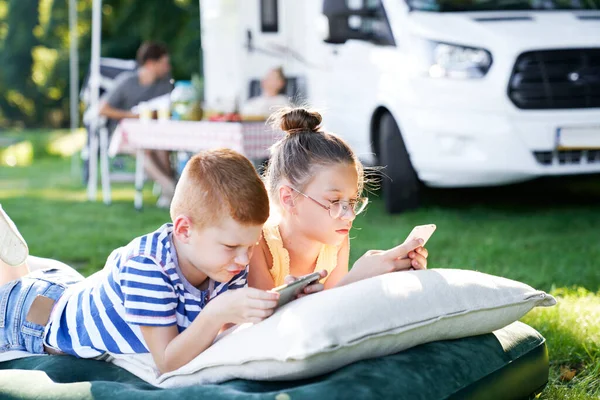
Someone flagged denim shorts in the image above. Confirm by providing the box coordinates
[0,269,70,355]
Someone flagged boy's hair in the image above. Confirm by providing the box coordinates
[136,41,169,66]
[264,107,365,210]
[170,149,270,228]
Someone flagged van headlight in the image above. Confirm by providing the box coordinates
[416,40,493,79]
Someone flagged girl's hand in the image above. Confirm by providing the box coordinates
[344,239,425,284]
[283,269,328,299]
[407,246,429,270]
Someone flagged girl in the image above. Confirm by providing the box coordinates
[249,107,429,293]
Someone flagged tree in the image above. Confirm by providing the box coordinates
[0,0,40,126]
[0,0,202,128]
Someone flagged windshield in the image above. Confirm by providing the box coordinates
[406,0,600,12]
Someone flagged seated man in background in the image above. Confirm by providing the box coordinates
[99,41,175,208]
[241,67,290,117]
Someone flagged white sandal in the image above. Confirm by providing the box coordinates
[0,205,29,267]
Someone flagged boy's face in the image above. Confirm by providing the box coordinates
[174,215,263,285]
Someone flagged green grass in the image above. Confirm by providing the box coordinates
[0,129,86,166]
[1,131,599,399]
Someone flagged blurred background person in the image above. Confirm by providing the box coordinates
[241,66,289,117]
[99,41,175,208]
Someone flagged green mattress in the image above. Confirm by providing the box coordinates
[0,321,548,400]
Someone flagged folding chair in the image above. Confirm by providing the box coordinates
[80,58,137,204]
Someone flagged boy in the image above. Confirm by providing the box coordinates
[0,149,279,374]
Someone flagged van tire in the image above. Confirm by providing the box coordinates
[378,113,420,213]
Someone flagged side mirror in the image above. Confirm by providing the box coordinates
[322,0,389,45]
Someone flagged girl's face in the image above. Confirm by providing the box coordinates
[290,163,361,246]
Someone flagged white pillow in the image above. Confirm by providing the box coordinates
[110,268,556,387]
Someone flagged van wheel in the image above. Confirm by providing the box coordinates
[378,113,420,213]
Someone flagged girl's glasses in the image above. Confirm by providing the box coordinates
[289,187,369,219]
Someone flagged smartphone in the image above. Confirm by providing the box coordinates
[403,224,437,247]
[272,272,322,309]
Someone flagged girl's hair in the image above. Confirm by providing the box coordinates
[264,107,364,210]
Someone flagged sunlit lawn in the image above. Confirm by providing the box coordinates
[1,130,599,399]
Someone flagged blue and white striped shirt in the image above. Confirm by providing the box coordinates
[44,223,247,358]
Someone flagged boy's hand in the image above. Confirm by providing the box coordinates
[283,269,328,299]
[207,287,279,325]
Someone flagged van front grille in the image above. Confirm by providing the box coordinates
[509,49,600,110]
[533,150,600,166]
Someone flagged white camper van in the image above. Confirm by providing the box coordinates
[200,0,600,213]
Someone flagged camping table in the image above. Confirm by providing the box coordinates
[108,119,281,209]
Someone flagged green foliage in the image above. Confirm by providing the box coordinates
[0,0,201,128]
[0,0,40,126]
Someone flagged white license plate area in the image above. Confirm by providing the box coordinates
[557,126,600,149]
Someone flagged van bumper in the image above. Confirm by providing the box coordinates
[399,106,600,187]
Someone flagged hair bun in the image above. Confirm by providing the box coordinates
[278,107,322,135]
